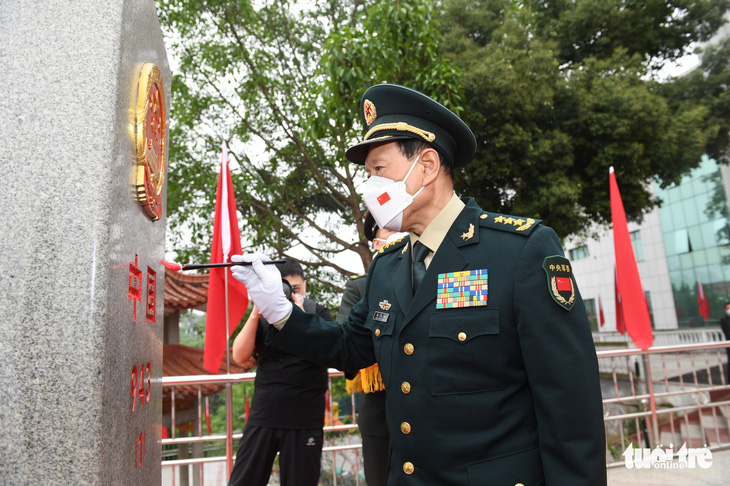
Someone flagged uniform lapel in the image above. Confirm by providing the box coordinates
[391,241,413,312]
[402,204,482,326]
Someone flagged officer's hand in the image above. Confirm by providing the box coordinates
[230,254,292,324]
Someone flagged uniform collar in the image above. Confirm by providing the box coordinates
[410,193,465,253]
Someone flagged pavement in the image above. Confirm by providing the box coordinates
[607,447,730,485]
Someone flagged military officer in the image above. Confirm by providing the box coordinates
[231,84,607,485]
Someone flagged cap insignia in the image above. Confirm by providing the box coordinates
[461,223,475,241]
[364,99,377,126]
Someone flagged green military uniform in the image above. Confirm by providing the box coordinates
[268,199,605,485]
[337,274,367,323]
[264,84,606,485]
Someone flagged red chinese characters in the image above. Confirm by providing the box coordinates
[128,254,157,324]
[127,253,157,472]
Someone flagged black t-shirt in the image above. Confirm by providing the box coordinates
[247,298,334,429]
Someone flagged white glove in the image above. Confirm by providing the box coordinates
[230,254,292,324]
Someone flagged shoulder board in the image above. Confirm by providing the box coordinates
[478,212,542,236]
[378,235,408,254]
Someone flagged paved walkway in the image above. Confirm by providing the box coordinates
[607,448,730,485]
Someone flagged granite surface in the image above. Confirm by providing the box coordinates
[0,0,169,483]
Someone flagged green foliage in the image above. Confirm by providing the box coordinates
[157,0,462,306]
[440,0,730,238]
[527,0,730,65]
[178,309,206,348]
[662,36,730,165]
[158,0,730,279]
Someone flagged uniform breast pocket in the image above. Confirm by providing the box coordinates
[428,308,503,395]
[363,309,396,387]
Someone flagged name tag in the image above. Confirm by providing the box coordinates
[373,311,390,323]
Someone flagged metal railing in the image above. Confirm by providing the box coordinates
[162,369,362,486]
[162,341,730,483]
[597,341,730,466]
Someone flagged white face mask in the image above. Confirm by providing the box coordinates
[358,155,424,232]
[725,309,730,316]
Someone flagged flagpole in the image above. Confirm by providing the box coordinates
[220,140,234,477]
[225,267,233,477]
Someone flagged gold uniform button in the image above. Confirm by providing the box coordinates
[458,332,467,342]
[515,483,525,486]
[401,381,411,394]
[480,214,488,219]
[375,329,381,337]
[404,343,414,355]
[400,422,411,434]
[403,462,414,474]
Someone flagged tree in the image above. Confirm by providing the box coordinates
[157,0,462,304]
[439,0,730,238]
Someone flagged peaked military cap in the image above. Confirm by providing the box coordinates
[345,84,477,168]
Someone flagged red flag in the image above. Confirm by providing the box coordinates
[204,142,249,373]
[614,267,625,335]
[204,396,212,435]
[598,295,606,328]
[697,276,710,321]
[245,389,250,422]
[610,168,652,349]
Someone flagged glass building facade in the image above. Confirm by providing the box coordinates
[655,155,730,327]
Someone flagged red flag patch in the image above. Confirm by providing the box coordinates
[556,277,572,292]
[542,256,576,311]
[377,192,391,205]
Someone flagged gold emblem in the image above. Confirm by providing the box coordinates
[402,243,409,254]
[461,223,475,240]
[379,235,405,253]
[133,63,167,221]
[363,99,377,126]
[480,214,488,219]
[494,216,504,223]
[550,276,575,308]
[379,300,392,310]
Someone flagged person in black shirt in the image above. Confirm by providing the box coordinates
[229,259,334,486]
